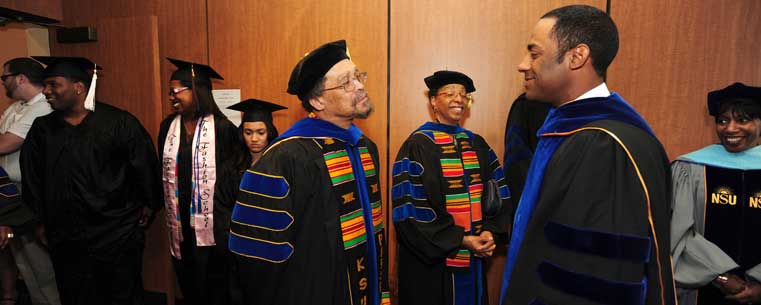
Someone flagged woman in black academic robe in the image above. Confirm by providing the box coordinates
[158,59,244,305]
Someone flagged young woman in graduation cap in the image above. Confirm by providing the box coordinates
[227,98,286,168]
[158,58,245,305]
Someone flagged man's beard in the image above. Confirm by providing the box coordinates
[352,93,373,119]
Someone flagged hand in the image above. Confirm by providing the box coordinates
[461,231,496,258]
[475,231,496,257]
[726,280,761,304]
[0,226,12,249]
[35,225,48,248]
[714,273,746,295]
[138,207,155,228]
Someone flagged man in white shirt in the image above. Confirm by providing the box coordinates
[0,57,59,305]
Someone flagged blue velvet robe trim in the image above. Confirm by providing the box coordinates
[501,93,655,303]
[537,262,646,305]
[228,233,294,262]
[231,204,294,231]
[391,181,428,201]
[273,117,362,146]
[239,171,290,198]
[392,158,425,176]
[392,203,437,223]
[544,221,651,263]
[414,121,474,140]
[0,183,19,198]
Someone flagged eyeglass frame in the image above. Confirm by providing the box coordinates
[0,73,20,82]
[435,90,472,100]
[168,86,191,97]
[320,71,368,93]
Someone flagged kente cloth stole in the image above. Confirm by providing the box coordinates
[422,130,484,270]
[162,114,217,259]
[321,138,389,305]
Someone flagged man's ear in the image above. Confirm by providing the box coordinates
[568,43,590,71]
[309,96,326,112]
[73,81,87,95]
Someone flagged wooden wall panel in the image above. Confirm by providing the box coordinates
[608,0,761,159]
[0,24,31,108]
[49,15,168,295]
[155,0,208,119]
[207,0,388,152]
[389,1,605,304]
[0,0,63,21]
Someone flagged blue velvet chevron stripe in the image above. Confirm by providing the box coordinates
[498,185,511,200]
[240,171,289,198]
[537,262,646,305]
[229,232,294,263]
[391,181,427,200]
[544,221,651,263]
[0,183,19,198]
[392,203,436,223]
[231,202,294,231]
[392,158,424,177]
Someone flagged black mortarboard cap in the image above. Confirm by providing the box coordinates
[287,40,349,102]
[424,70,476,93]
[707,82,761,116]
[32,56,100,82]
[167,57,223,87]
[227,99,287,123]
[33,56,101,111]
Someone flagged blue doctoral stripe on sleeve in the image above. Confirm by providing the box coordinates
[537,261,646,305]
[231,202,293,231]
[492,166,506,182]
[392,158,424,177]
[392,202,436,223]
[228,232,294,263]
[498,185,511,199]
[391,181,427,200]
[239,170,289,199]
[0,183,19,198]
[544,221,651,263]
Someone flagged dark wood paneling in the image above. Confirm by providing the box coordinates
[389,1,606,304]
[50,15,168,295]
[609,0,761,159]
[155,0,208,119]
[0,0,63,21]
[207,0,388,150]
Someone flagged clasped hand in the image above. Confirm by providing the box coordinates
[462,231,496,258]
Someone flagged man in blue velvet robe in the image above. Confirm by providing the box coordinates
[500,5,676,305]
[229,40,390,305]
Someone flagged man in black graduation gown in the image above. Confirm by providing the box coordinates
[229,40,390,305]
[500,5,676,305]
[20,57,163,305]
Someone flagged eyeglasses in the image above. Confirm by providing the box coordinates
[436,90,471,100]
[0,73,20,82]
[321,71,368,93]
[168,86,190,96]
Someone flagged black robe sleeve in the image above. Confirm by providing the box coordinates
[231,139,350,305]
[392,134,465,264]
[120,112,163,211]
[20,118,45,217]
